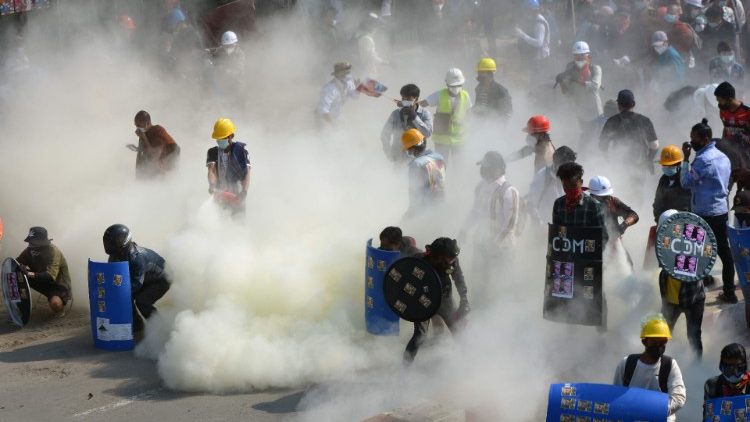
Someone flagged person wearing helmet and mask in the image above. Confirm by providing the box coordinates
[600,90,660,176]
[380,84,432,163]
[401,128,446,220]
[653,145,691,222]
[682,119,735,303]
[128,110,180,179]
[16,227,71,316]
[704,343,750,415]
[588,175,638,268]
[317,62,359,126]
[554,41,603,138]
[420,68,472,164]
[509,115,555,174]
[527,146,577,226]
[459,152,519,305]
[650,31,686,90]
[103,224,170,334]
[709,42,744,88]
[613,315,686,422]
[472,58,512,120]
[206,118,251,215]
[655,209,706,358]
[404,237,469,362]
[212,31,246,85]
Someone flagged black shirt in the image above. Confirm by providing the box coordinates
[600,111,658,164]
[652,171,692,221]
[474,80,512,119]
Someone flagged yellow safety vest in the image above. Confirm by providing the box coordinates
[433,89,469,145]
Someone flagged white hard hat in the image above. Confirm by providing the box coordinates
[445,68,465,87]
[572,41,590,55]
[221,31,239,46]
[588,176,613,196]
[658,209,679,227]
[694,83,719,110]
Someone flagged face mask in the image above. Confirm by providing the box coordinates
[448,86,461,96]
[721,363,747,383]
[645,344,666,359]
[695,23,705,32]
[226,44,237,55]
[721,54,735,64]
[217,139,230,150]
[690,140,706,151]
[480,165,500,181]
[664,13,677,24]
[526,135,537,147]
[654,45,668,55]
[575,60,587,69]
[709,21,721,28]
[563,186,583,208]
[136,127,146,133]
[662,166,678,176]
[401,100,413,108]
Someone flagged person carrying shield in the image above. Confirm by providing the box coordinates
[613,315,686,422]
[16,226,71,316]
[704,343,750,415]
[207,118,251,215]
[103,224,170,334]
[656,209,706,358]
[378,226,421,257]
[552,162,608,246]
[588,175,638,267]
[404,238,469,362]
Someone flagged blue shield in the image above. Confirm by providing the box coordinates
[365,240,400,335]
[728,224,750,289]
[547,383,668,422]
[88,260,134,350]
[704,394,750,421]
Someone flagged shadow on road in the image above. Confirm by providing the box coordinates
[252,390,305,414]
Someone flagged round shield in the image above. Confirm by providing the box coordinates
[1,258,32,327]
[655,212,717,282]
[383,257,442,323]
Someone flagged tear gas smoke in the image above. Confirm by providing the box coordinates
[0,3,743,420]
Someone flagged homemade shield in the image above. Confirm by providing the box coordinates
[546,383,668,422]
[383,257,442,323]
[365,239,400,335]
[729,224,750,289]
[643,225,657,269]
[704,394,750,421]
[88,260,134,351]
[655,212,717,282]
[1,258,32,327]
[543,224,604,326]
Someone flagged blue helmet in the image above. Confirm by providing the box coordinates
[525,0,540,10]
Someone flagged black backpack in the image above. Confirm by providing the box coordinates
[623,354,672,393]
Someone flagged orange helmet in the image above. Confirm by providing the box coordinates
[523,115,551,134]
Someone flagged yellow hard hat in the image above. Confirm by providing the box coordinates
[640,316,672,339]
[401,128,425,150]
[659,145,683,166]
[212,118,236,140]
[476,58,497,72]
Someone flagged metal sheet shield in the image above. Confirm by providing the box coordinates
[364,239,400,335]
[383,257,442,323]
[729,225,750,289]
[543,224,604,327]
[1,258,32,327]
[655,212,717,282]
[547,383,668,422]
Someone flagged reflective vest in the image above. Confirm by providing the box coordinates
[433,89,469,145]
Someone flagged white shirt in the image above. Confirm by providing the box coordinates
[462,176,519,247]
[317,78,359,119]
[527,166,564,224]
[358,33,384,77]
[613,356,686,422]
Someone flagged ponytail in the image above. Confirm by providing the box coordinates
[691,118,712,140]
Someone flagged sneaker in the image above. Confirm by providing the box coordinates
[717,292,739,304]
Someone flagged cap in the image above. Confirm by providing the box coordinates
[477,151,506,172]
[733,191,750,213]
[331,62,352,76]
[617,89,635,106]
[24,226,52,247]
[651,31,668,45]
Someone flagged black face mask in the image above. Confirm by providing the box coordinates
[718,102,730,110]
[480,165,500,181]
[645,344,666,359]
[690,140,706,151]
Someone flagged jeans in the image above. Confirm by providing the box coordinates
[701,213,736,296]
[404,294,458,362]
[662,299,705,358]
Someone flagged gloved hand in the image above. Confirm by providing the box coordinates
[456,299,470,320]
[401,106,417,120]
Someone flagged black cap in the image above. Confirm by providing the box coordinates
[733,191,750,213]
[24,226,52,246]
[616,89,635,107]
[477,151,506,171]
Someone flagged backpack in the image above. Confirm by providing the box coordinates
[623,354,673,393]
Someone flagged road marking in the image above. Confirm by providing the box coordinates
[73,388,162,418]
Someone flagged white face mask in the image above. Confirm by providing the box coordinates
[225,44,237,55]
[401,100,413,108]
[708,21,721,28]
[654,44,668,55]
[526,135,537,147]
[448,86,461,96]
[575,60,587,69]
[721,54,735,64]
[136,127,147,133]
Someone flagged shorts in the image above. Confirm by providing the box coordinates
[29,278,70,305]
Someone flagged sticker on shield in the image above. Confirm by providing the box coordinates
[656,212,717,282]
[551,260,574,299]
[383,257,442,322]
[1,258,33,327]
